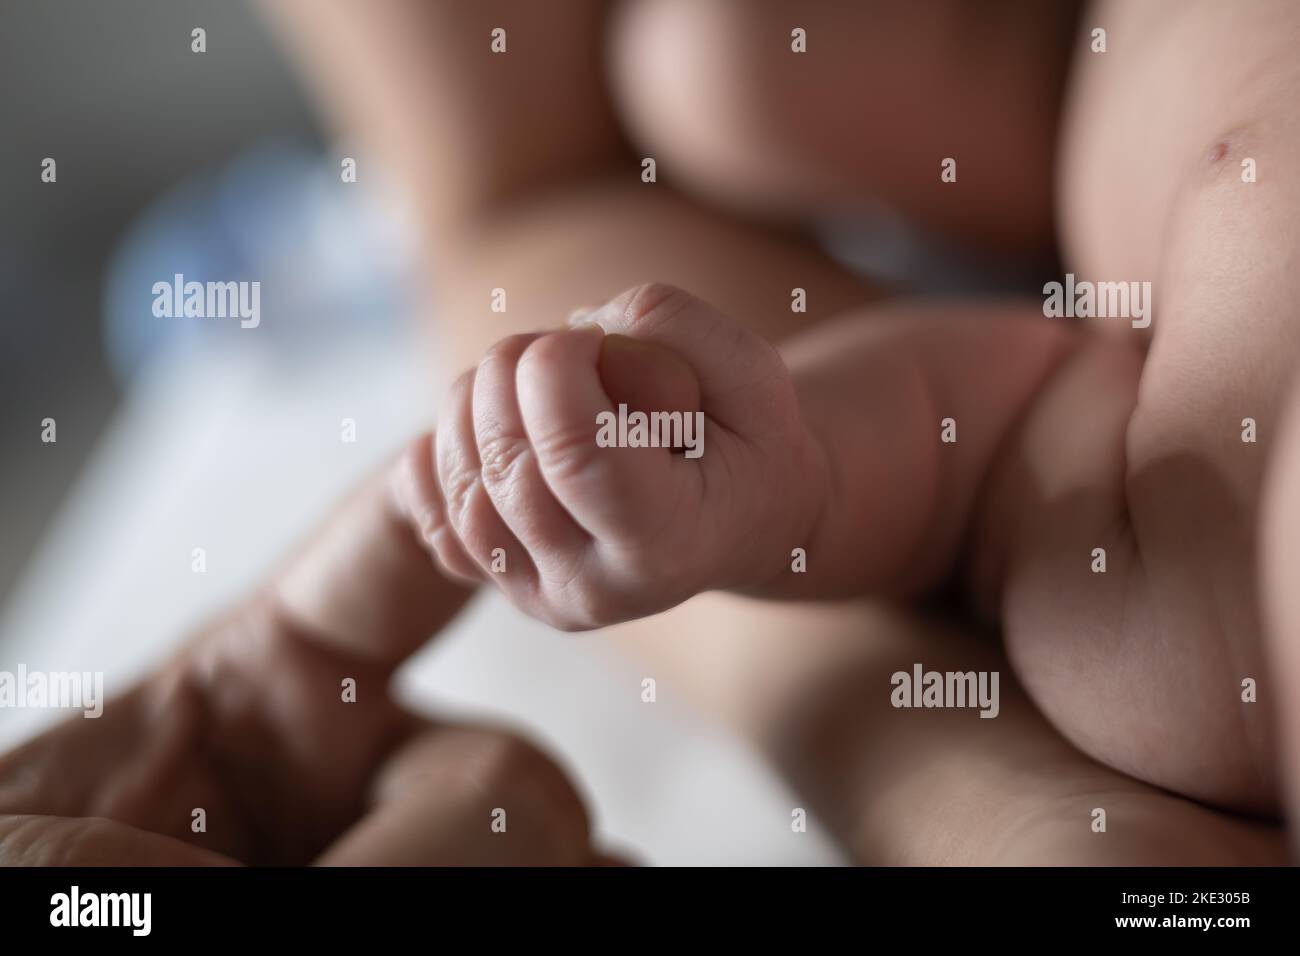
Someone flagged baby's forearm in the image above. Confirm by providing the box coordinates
[747,303,1080,600]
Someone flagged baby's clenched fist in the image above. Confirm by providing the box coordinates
[398,283,827,630]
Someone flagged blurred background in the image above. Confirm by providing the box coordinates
[0,0,320,604]
[0,0,841,864]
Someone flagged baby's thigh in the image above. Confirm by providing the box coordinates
[609,0,1074,252]
[610,596,1285,863]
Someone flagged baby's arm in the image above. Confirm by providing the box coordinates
[414,284,1087,621]
[762,302,1084,599]
[422,279,1276,812]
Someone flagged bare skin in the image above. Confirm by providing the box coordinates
[1262,380,1300,857]
[0,446,1284,866]
[7,0,1282,865]
[414,275,1268,817]
[0,462,608,866]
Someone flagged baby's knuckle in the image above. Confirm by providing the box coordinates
[447,368,476,400]
[616,282,693,333]
[518,332,574,377]
[532,421,601,482]
[553,579,619,632]
[476,431,533,489]
[486,332,534,357]
[481,333,535,370]
[535,545,587,594]
[439,463,482,524]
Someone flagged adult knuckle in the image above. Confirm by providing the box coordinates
[458,730,590,836]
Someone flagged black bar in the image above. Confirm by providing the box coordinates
[0,866,1288,943]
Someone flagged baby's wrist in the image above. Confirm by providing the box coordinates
[725,425,834,597]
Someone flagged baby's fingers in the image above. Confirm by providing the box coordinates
[516,326,698,545]
[473,333,592,586]
[435,369,538,590]
[395,431,482,587]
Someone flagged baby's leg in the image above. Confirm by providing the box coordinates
[432,180,876,364]
[611,0,1076,253]
[1020,0,1300,811]
[624,593,1285,864]
[781,605,1285,865]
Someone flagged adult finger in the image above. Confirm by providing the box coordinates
[0,813,237,866]
[273,433,480,671]
[314,724,596,866]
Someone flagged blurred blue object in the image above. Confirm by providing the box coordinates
[103,140,416,384]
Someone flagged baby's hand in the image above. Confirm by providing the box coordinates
[404,283,826,630]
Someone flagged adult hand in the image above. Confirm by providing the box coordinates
[0,437,610,866]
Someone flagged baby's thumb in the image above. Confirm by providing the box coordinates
[573,283,794,436]
[597,333,701,421]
